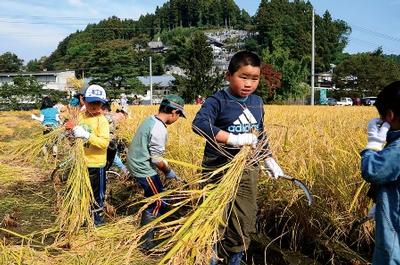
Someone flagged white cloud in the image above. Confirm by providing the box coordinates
[0,19,70,61]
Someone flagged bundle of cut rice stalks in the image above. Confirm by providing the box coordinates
[116,144,263,265]
[0,239,53,265]
[155,146,253,265]
[6,127,64,165]
[52,145,255,264]
[55,138,95,237]
[6,108,81,166]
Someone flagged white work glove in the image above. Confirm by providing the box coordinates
[73,125,90,140]
[264,157,284,179]
[227,133,258,148]
[31,114,44,122]
[165,169,181,181]
[365,118,390,150]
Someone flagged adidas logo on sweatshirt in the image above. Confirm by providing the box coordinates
[228,108,260,133]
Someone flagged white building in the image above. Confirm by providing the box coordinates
[0,70,75,91]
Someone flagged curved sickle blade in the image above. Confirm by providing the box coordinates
[281,175,314,206]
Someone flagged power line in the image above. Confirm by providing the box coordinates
[349,37,398,54]
[0,14,139,21]
[1,11,399,55]
[0,19,89,26]
[350,24,400,43]
[1,15,400,44]
[1,8,399,44]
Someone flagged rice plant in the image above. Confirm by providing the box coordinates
[0,105,379,264]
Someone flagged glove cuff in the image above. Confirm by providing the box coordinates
[226,133,237,146]
[365,142,383,151]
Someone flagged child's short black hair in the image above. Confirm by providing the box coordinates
[40,96,55,110]
[158,95,186,117]
[375,80,400,120]
[228,51,262,75]
[158,104,175,114]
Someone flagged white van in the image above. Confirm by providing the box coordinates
[336,97,353,106]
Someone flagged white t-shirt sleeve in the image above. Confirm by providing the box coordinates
[149,121,168,163]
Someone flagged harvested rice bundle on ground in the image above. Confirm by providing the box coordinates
[0,240,53,265]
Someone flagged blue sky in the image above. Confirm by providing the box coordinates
[0,0,399,63]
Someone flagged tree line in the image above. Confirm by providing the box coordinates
[1,0,400,106]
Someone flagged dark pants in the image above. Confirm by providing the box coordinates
[135,174,167,217]
[89,167,106,224]
[222,168,258,253]
[202,152,258,255]
[135,174,167,250]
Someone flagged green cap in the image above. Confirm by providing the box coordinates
[161,94,186,118]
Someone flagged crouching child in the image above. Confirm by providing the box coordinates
[126,94,186,250]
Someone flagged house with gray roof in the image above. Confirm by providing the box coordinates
[137,74,175,103]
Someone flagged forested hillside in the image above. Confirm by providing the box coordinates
[44,0,349,72]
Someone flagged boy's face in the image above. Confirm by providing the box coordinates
[227,65,261,98]
[165,110,181,125]
[85,101,103,116]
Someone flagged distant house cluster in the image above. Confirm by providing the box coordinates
[205,30,251,72]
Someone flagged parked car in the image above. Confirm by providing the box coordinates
[361,96,377,106]
[336,97,353,106]
[327,98,337,106]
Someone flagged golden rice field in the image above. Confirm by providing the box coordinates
[0,105,377,264]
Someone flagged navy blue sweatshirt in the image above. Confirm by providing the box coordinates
[192,89,269,167]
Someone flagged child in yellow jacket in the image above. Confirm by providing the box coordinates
[72,84,110,225]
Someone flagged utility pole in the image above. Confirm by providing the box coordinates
[311,8,315,106]
[149,56,153,105]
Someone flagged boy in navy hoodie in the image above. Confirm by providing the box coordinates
[192,51,285,265]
